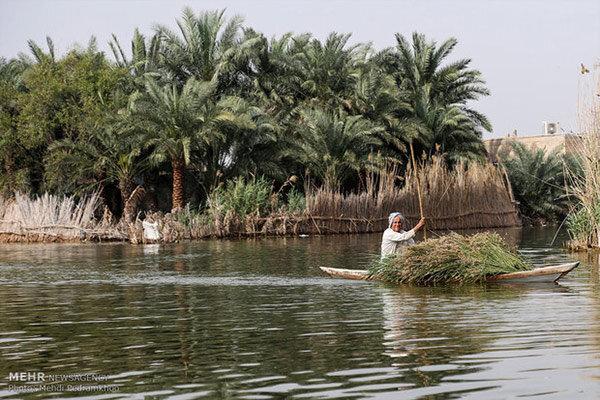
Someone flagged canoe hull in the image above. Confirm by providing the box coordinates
[319,261,580,284]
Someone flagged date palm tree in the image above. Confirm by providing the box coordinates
[380,33,491,160]
[19,36,56,64]
[109,29,163,81]
[45,123,148,221]
[155,8,260,89]
[243,31,305,118]
[295,33,362,108]
[346,63,416,159]
[0,57,31,194]
[247,31,364,115]
[292,108,384,190]
[129,77,254,211]
[501,141,572,221]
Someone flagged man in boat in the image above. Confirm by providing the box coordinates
[381,212,426,259]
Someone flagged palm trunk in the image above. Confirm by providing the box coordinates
[119,180,134,208]
[124,185,145,223]
[119,179,135,222]
[172,158,185,212]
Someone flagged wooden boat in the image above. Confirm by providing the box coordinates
[320,261,580,284]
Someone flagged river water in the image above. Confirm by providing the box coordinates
[0,228,598,399]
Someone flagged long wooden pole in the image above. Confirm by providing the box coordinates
[409,141,427,239]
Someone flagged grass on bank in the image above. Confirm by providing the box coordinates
[368,232,531,285]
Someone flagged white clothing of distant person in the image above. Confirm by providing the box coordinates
[380,212,425,259]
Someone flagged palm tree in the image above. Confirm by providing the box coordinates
[242,32,373,183]
[346,62,414,159]
[501,141,571,221]
[155,8,260,88]
[129,77,254,211]
[18,36,56,65]
[212,100,283,182]
[0,58,31,194]
[243,31,304,117]
[420,103,487,162]
[296,33,362,107]
[247,31,364,114]
[292,108,384,190]
[0,57,28,89]
[44,123,148,221]
[379,33,491,161]
[109,29,163,81]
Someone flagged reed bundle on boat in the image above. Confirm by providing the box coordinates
[368,232,531,285]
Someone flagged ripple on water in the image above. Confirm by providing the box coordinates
[0,229,599,399]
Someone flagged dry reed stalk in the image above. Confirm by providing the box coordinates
[409,142,427,238]
[0,192,123,242]
[566,68,600,248]
[305,156,519,231]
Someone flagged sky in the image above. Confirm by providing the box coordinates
[1,0,599,138]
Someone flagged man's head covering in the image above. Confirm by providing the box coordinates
[388,212,403,228]
[388,212,409,229]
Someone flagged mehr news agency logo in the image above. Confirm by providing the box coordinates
[7,371,119,393]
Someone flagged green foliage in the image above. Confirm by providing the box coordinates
[286,189,306,214]
[0,59,31,195]
[156,7,260,86]
[501,141,573,222]
[109,29,163,82]
[291,108,383,189]
[17,48,127,147]
[567,202,600,246]
[379,33,490,162]
[44,123,147,199]
[175,204,211,228]
[208,177,272,218]
[369,233,531,285]
[0,8,493,213]
[2,45,129,195]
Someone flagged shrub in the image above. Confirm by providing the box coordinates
[567,202,600,247]
[286,189,306,214]
[208,177,272,218]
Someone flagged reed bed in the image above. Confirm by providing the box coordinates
[368,232,531,285]
[405,157,520,229]
[134,157,520,243]
[0,192,124,242]
[0,157,519,243]
[567,70,600,249]
[305,156,520,232]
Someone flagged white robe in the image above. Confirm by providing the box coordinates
[380,228,415,258]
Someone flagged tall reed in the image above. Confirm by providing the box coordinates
[305,156,520,231]
[0,192,115,240]
[567,70,600,248]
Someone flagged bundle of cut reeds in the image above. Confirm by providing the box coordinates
[369,232,531,285]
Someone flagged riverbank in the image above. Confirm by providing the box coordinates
[0,159,522,244]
